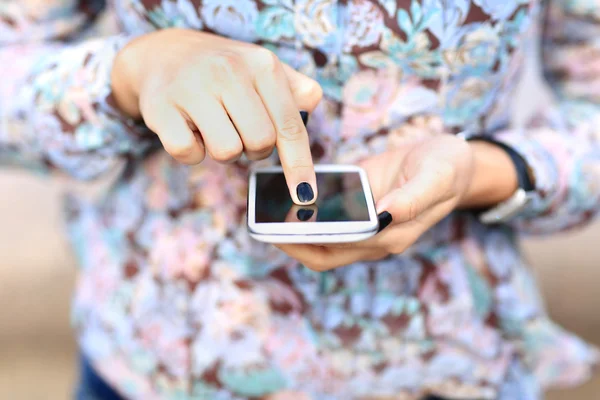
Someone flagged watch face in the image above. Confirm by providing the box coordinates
[479,188,531,224]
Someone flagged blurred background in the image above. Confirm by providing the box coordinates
[1,24,600,400]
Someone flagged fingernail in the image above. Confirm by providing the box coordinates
[296,182,314,203]
[297,208,315,221]
[377,211,393,233]
[300,111,309,126]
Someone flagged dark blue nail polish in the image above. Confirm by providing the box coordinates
[300,111,309,126]
[297,208,314,221]
[377,211,393,233]
[296,182,314,203]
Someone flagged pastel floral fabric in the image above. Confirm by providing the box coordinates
[2,0,600,399]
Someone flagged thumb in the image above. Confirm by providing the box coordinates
[282,63,323,113]
[376,168,448,224]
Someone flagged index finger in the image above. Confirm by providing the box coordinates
[253,67,317,205]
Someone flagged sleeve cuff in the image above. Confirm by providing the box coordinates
[2,34,153,180]
[493,128,562,222]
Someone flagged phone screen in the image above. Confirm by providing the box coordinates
[255,172,370,223]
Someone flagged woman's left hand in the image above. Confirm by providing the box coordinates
[275,134,476,271]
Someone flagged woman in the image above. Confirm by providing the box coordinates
[1,0,599,399]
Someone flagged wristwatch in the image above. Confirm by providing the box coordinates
[465,135,536,225]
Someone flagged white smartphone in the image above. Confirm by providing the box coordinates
[247,165,379,243]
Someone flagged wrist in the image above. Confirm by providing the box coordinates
[458,141,519,209]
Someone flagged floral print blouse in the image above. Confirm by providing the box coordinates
[2,0,600,399]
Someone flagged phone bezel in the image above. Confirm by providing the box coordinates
[247,164,379,236]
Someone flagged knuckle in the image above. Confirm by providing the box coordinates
[397,197,420,222]
[248,134,276,153]
[407,198,421,221]
[182,150,206,165]
[255,48,280,74]
[139,96,164,124]
[143,117,160,136]
[246,148,274,161]
[277,115,305,141]
[301,79,324,104]
[312,82,324,103]
[163,81,182,99]
[210,52,244,80]
[166,81,200,107]
[160,78,196,108]
[210,145,243,162]
[168,143,197,160]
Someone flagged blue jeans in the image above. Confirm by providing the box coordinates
[76,356,124,400]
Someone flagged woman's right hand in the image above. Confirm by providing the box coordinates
[111,29,322,204]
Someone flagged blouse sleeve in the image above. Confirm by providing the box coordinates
[491,0,600,234]
[0,1,155,180]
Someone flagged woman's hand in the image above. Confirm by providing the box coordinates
[111,29,322,204]
[277,134,518,271]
